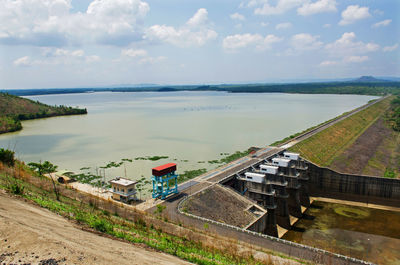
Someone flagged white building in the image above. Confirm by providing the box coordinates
[272,157,291,167]
[260,164,279,175]
[243,172,266,183]
[109,177,137,203]
[283,152,300,161]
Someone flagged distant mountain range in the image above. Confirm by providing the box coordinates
[103,76,399,88]
[352,76,390,83]
[1,76,399,96]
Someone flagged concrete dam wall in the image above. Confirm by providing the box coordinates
[307,161,400,207]
[222,155,400,238]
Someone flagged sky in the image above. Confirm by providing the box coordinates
[0,0,399,89]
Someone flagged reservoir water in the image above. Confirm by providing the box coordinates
[0,91,376,185]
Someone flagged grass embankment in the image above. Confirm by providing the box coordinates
[0,161,298,265]
[0,93,87,134]
[289,97,392,167]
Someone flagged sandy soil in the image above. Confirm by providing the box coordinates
[0,190,190,265]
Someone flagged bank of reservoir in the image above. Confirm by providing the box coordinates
[0,91,377,186]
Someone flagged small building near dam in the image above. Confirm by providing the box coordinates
[110,177,138,203]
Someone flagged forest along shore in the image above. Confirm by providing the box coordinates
[0,93,87,134]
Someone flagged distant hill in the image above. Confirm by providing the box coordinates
[353,76,389,83]
[0,93,87,134]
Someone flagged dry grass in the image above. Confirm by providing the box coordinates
[289,97,392,167]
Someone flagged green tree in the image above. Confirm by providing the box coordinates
[0,148,15,167]
[28,161,59,200]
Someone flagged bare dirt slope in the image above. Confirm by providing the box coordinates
[0,190,190,265]
[330,117,400,177]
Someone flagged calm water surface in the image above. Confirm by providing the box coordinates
[0,91,377,183]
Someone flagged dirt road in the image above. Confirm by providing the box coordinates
[0,190,190,265]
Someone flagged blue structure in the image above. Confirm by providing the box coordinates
[151,163,178,199]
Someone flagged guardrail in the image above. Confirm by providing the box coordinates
[177,194,375,265]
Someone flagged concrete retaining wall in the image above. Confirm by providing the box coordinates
[307,161,400,207]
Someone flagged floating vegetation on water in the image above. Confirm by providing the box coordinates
[177,168,207,183]
[208,150,251,165]
[197,161,205,163]
[134,156,169,161]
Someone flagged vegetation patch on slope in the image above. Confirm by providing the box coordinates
[289,97,392,167]
[0,155,302,265]
[0,93,87,134]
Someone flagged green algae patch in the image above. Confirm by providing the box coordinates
[334,206,370,219]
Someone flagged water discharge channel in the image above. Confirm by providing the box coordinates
[282,200,400,264]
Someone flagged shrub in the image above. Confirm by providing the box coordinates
[155,204,166,214]
[9,183,24,195]
[91,219,111,233]
[0,148,15,167]
[384,168,396,178]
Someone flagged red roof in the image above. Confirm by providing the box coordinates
[153,163,176,171]
[152,163,177,176]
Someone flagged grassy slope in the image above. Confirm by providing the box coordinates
[0,161,303,265]
[289,97,392,168]
[0,93,86,134]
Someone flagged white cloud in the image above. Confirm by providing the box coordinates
[146,8,217,47]
[0,0,150,46]
[230,13,245,21]
[276,22,292,30]
[13,48,100,66]
[319,60,338,66]
[85,55,100,63]
[323,24,331,28]
[339,5,371,26]
[121,48,147,57]
[291,33,323,50]
[261,22,270,27]
[343,55,368,63]
[325,32,379,56]
[13,56,32,67]
[223,33,282,51]
[116,48,166,64]
[139,56,167,64]
[297,0,337,16]
[374,9,384,16]
[186,8,209,27]
[372,19,392,28]
[383,44,398,52]
[223,34,263,50]
[246,0,336,16]
[254,0,305,15]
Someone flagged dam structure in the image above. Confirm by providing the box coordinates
[220,151,310,237]
[178,147,400,239]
